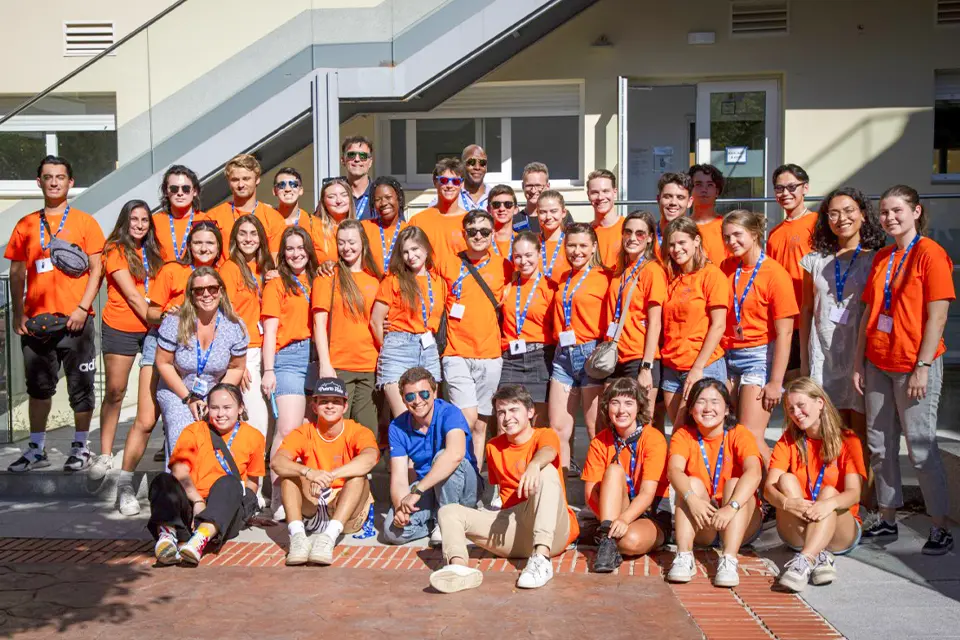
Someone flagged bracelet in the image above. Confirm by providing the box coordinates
[192,499,205,505]
[682,489,695,502]
[264,368,274,372]
[77,304,90,313]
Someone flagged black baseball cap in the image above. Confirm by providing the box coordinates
[313,377,348,399]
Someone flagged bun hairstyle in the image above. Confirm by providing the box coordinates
[880,184,927,235]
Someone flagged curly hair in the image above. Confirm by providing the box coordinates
[599,377,652,432]
[371,175,406,222]
[813,187,886,255]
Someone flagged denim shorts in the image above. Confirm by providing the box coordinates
[376,331,441,387]
[661,357,728,394]
[551,340,604,389]
[786,519,862,556]
[274,339,311,397]
[726,343,775,387]
[140,328,160,368]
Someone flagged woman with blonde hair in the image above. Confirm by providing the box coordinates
[765,377,867,592]
[311,177,356,263]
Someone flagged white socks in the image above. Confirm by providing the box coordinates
[118,470,135,488]
[73,431,88,446]
[29,433,46,449]
[288,520,306,537]
[324,520,344,541]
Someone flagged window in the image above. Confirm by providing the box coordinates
[934,70,960,180]
[378,82,582,187]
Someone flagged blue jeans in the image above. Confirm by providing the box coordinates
[661,358,728,394]
[381,455,481,544]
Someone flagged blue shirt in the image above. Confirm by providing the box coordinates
[388,399,478,480]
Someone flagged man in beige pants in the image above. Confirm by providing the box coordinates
[429,385,580,592]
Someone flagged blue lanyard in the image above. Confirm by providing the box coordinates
[562,265,592,329]
[293,274,310,298]
[492,234,514,258]
[379,222,401,271]
[231,200,258,219]
[614,257,646,323]
[656,225,663,249]
[39,205,70,252]
[615,429,642,499]
[168,210,194,261]
[291,208,302,227]
[833,244,861,302]
[452,257,490,299]
[882,235,919,312]
[196,313,222,379]
[355,192,370,219]
[807,442,828,501]
[460,189,487,211]
[513,272,542,338]
[140,247,150,294]
[733,252,765,326]
[214,422,241,476]
[698,432,725,497]
[419,274,435,331]
[541,231,565,278]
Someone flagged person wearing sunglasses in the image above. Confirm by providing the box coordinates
[154,267,249,469]
[487,184,517,258]
[207,154,286,261]
[274,166,317,252]
[383,367,482,546]
[460,145,490,210]
[341,136,375,220]
[153,165,207,263]
[411,158,468,269]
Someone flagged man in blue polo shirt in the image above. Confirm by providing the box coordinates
[382,367,482,546]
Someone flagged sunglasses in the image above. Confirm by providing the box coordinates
[774,182,807,195]
[275,180,300,190]
[403,390,431,403]
[345,151,370,161]
[167,184,193,195]
[322,176,348,185]
[490,201,515,210]
[436,176,463,186]
[466,158,488,168]
[623,229,649,239]
[191,284,221,298]
[465,227,493,239]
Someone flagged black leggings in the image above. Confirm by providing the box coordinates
[147,473,250,546]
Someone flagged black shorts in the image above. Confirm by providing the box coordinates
[644,497,674,544]
[499,343,555,403]
[102,323,148,356]
[21,318,97,412]
[611,359,662,389]
[787,329,801,371]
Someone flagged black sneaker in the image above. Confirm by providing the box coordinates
[63,442,94,472]
[593,536,622,573]
[862,519,899,541]
[761,502,777,529]
[921,527,954,556]
[567,460,583,477]
[7,442,50,473]
[153,448,166,462]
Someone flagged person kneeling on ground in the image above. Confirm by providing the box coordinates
[667,378,763,588]
[582,377,672,573]
[149,383,265,566]
[383,367,482,545]
[272,377,379,566]
[429,384,580,592]
[765,377,866,592]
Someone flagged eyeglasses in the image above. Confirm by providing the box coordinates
[167,184,193,195]
[436,176,463,186]
[490,201,515,210]
[322,176,348,185]
[623,229,649,239]
[345,151,370,161]
[275,180,300,190]
[191,284,221,298]
[466,158,488,168]
[774,182,807,195]
[403,390,431,403]
[827,207,859,222]
[465,227,493,238]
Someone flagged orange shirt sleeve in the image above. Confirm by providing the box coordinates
[840,433,867,480]
[534,426,563,472]
[668,425,694,461]
[312,274,334,314]
[639,428,668,486]
[580,432,611,483]
[769,435,792,472]
[277,424,309,462]
[921,242,957,303]
[375,275,396,307]
[260,278,284,319]
[731,425,761,466]
[170,422,201,471]
[4,218,30,262]
[240,424,267,478]
[485,441,502,488]
[149,264,177,309]
[348,421,380,457]
[703,264,731,310]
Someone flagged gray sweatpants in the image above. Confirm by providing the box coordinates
[864,358,948,518]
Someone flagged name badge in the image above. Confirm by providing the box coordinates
[257,321,264,335]
[35,258,53,274]
[192,377,209,397]
[877,314,893,333]
[829,305,850,325]
[559,330,576,347]
[606,322,618,338]
[449,303,466,320]
[420,332,436,349]
[509,339,527,355]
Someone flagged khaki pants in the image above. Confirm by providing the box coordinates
[438,465,570,562]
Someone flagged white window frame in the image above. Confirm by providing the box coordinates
[0,113,115,196]
[933,70,960,183]
[375,80,585,190]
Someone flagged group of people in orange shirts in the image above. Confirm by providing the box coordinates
[5,138,954,591]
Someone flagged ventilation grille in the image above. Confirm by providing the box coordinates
[63,21,115,57]
[731,1,789,36]
[938,0,960,25]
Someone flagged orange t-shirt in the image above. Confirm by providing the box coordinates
[147,262,193,312]
[4,208,105,318]
[311,270,380,372]
[375,272,447,335]
[766,212,818,307]
[550,267,611,344]
[293,211,337,264]
[102,244,149,333]
[493,234,514,261]
[207,201,287,259]
[719,256,799,350]
[485,427,579,547]
[169,421,266,498]
[277,419,379,490]
[260,273,313,351]
[654,220,669,262]
[593,217,624,271]
[770,430,868,522]
[541,234,571,284]
[695,216,729,266]
[220,259,264,349]
[603,259,668,362]
[861,238,955,373]
[501,273,557,350]
[669,424,761,502]
[661,264,730,370]
[152,210,209,263]
[581,427,670,500]
[438,252,509,358]
[362,218,406,274]
[410,208,467,268]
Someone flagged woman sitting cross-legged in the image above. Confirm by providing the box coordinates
[765,377,866,592]
[149,383,265,566]
[666,378,763,588]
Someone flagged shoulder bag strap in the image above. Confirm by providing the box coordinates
[207,424,242,480]
[611,276,638,343]
[457,251,501,313]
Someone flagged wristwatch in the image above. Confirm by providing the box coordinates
[728,500,741,511]
[410,483,423,496]
[182,392,196,405]
[916,360,930,368]
[639,361,654,371]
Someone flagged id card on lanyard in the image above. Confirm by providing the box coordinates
[193,313,222,397]
[509,273,542,355]
[733,253,764,341]
[379,222,401,272]
[541,232,564,278]
[560,266,591,347]
[419,275,436,349]
[878,235,919,334]
[37,205,70,273]
[169,210,194,261]
[830,244,861,325]
[608,257,645,338]
[615,428,643,500]
[699,431,725,501]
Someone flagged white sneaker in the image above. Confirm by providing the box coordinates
[488,487,502,511]
[308,532,336,565]
[430,564,484,593]
[516,553,553,589]
[154,526,181,566]
[667,551,696,583]
[117,484,141,516]
[778,552,815,592]
[811,550,837,586]
[713,554,740,588]
[7,442,50,473]
[286,531,311,566]
[272,504,286,523]
[88,453,113,480]
[63,442,93,471]
[429,525,443,547]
